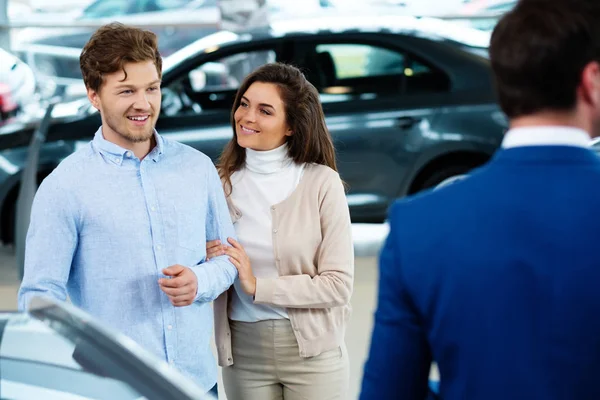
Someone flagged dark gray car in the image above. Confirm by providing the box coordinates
[0,16,506,244]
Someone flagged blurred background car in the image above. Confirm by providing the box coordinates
[0,48,37,124]
[21,0,91,13]
[456,0,516,31]
[7,0,34,19]
[0,83,18,122]
[11,0,344,98]
[11,0,220,96]
[0,15,506,245]
[1,297,215,399]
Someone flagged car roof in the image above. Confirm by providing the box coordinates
[265,14,490,47]
[164,14,490,73]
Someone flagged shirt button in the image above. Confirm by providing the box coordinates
[157,245,162,251]
[271,206,276,211]
[167,325,173,330]
[227,357,232,362]
[169,360,174,365]
[226,332,230,337]
[151,206,156,212]
[273,229,278,234]
[114,157,120,163]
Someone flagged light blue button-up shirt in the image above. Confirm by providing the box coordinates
[18,128,237,391]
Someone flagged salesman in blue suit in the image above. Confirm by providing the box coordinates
[360,1,600,399]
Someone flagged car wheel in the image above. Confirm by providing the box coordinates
[418,164,476,191]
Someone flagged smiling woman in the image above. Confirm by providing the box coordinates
[233,81,292,151]
[218,62,337,195]
[211,63,353,400]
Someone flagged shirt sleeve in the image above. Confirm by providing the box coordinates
[18,175,79,311]
[191,160,238,303]
[253,171,354,308]
[359,202,432,400]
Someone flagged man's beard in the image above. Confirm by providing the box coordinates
[120,129,154,143]
[106,116,155,143]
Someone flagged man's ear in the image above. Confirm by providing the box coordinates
[581,61,600,107]
[87,87,100,110]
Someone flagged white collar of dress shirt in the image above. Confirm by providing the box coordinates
[502,126,591,149]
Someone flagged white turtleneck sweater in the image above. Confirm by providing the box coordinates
[228,143,305,322]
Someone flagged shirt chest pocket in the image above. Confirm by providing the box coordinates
[171,203,205,251]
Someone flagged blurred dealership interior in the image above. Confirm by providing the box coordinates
[0,1,514,399]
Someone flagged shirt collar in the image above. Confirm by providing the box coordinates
[92,126,164,165]
[502,126,591,149]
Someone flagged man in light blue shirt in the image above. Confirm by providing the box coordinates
[18,23,237,394]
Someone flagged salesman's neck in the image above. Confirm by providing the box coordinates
[510,110,589,134]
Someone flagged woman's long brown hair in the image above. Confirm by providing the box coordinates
[218,62,338,196]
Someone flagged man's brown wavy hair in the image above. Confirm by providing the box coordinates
[219,63,338,196]
[80,22,162,92]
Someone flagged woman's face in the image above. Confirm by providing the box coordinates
[234,82,292,151]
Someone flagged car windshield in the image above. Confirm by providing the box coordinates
[163,31,241,72]
[0,298,209,400]
[0,312,145,399]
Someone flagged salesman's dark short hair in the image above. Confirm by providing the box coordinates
[489,0,600,118]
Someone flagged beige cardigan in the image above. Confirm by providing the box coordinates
[213,163,354,367]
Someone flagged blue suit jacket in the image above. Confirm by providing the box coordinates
[360,145,600,400]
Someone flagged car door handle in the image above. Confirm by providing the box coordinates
[396,116,420,130]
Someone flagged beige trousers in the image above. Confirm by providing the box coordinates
[222,319,349,400]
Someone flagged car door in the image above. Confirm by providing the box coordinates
[292,34,449,221]
[157,40,288,163]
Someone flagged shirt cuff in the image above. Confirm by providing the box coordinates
[253,278,277,304]
[190,265,203,302]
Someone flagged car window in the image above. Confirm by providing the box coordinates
[0,315,144,400]
[303,43,449,102]
[317,44,406,79]
[162,49,277,116]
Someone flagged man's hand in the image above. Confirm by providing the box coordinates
[225,237,256,296]
[158,264,198,307]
